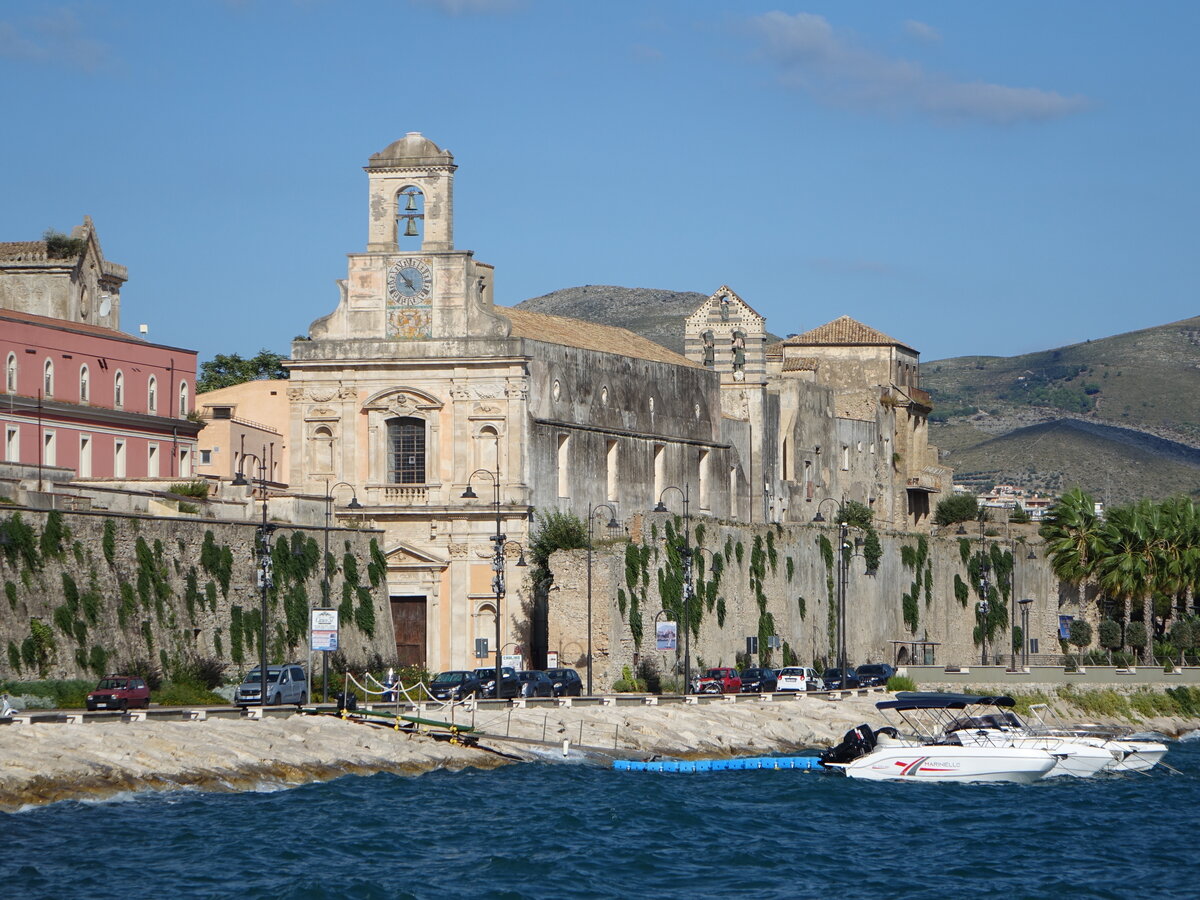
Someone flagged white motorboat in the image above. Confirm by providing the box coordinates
[1023,704,1169,773]
[944,710,1115,778]
[820,694,1061,784]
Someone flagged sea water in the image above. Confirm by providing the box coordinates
[3,737,1197,900]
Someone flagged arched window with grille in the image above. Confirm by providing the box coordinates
[387,417,425,483]
[79,365,90,403]
[147,376,157,413]
[44,359,54,396]
[114,371,124,408]
[5,353,16,393]
[178,381,189,416]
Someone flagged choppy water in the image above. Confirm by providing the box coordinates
[4,738,1198,900]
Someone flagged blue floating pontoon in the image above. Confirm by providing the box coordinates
[614,756,822,772]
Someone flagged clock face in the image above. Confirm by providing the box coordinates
[388,257,433,304]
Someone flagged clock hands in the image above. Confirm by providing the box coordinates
[399,270,416,290]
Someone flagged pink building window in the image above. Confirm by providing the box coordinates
[5,353,15,393]
[79,365,90,403]
[147,376,157,413]
[178,381,188,417]
[44,359,54,396]
[114,371,124,408]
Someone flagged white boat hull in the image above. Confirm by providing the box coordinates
[834,744,1056,784]
[1103,740,1168,773]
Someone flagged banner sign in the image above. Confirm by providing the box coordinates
[311,608,339,651]
[546,650,559,669]
[656,621,677,651]
[502,653,523,671]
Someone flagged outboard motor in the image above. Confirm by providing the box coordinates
[335,691,358,714]
[819,724,877,767]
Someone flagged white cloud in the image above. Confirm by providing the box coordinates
[413,0,524,14]
[0,10,111,72]
[749,12,1086,125]
[903,19,940,44]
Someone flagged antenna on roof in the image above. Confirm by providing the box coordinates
[139,324,148,335]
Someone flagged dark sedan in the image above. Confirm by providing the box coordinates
[822,667,860,690]
[516,670,554,697]
[739,667,778,693]
[545,668,584,697]
[473,666,521,699]
[855,663,896,687]
[429,670,482,701]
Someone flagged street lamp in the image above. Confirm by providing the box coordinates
[653,485,691,694]
[813,499,854,680]
[235,448,276,707]
[318,480,361,702]
[462,466,526,698]
[586,502,620,696]
[1019,597,1035,668]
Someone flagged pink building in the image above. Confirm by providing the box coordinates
[1,220,200,480]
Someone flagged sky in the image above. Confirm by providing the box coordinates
[1,1,1197,366]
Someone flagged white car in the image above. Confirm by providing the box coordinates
[776,667,823,692]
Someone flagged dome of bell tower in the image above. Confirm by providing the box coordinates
[367,133,455,169]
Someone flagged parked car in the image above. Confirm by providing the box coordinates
[473,666,521,699]
[544,668,584,697]
[821,667,860,691]
[429,670,482,701]
[855,663,896,687]
[86,675,150,711]
[234,665,307,707]
[692,667,742,694]
[776,666,823,692]
[516,670,554,698]
[739,667,778,693]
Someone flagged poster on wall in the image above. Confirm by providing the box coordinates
[546,651,559,669]
[656,621,677,651]
[502,653,523,671]
[311,608,339,651]
[1058,615,1074,640]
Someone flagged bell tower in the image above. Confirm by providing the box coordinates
[365,132,456,253]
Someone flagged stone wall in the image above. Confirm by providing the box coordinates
[0,508,396,682]
[545,516,1068,692]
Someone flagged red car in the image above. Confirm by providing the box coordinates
[692,667,742,694]
[86,675,151,711]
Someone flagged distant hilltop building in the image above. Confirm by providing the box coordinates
[220,133,954,674]
[0,218,200,487]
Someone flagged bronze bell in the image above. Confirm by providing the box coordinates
[405,191,418,211]
[403,216,419,237]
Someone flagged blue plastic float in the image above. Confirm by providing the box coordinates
[614,756,822,772]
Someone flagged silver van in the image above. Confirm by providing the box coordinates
[234,665,307,706]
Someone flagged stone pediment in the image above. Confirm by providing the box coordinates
[361,386,443,416]
[384,541,448,569]
[685,285,766,329]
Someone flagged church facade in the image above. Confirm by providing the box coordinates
[286,134,949,673]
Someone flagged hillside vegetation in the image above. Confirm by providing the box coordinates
[923,316,1200,502]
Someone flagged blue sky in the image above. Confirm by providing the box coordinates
[1,1,1196,365]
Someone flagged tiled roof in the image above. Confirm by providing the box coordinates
[764,341,784,360]
[0,307,144,343]
[783,315,915,352]
[0,241,49,262]
[781,356,820,372]
[501,307,701,369]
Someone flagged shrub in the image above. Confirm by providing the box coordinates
[116,657,163,691]
[887,675,917,692]
[168,480,209,499]
[171,654,227,690]
[935,494,979,526]
[154,682,226,706]
[1068,619,1093,650]
[1098,619,1122,651]
[1126,621,1148,653]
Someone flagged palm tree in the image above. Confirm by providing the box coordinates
[1039,487,1103,611]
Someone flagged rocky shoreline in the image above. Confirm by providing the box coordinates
[2,693,1196,812]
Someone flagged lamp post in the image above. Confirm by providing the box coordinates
[1019,597,1035,668]
[462,466,526,698]
[813,499,852,679]
[586,502,619,696]
[233,448,274,706]
[653,485,691,694]
[319,480,361,703]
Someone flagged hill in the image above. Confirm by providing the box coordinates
[516,285,782,355]
[924,315,1200,501]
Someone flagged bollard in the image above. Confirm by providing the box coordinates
[562,739,570,757]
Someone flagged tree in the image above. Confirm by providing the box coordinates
[1168,619,1194,667]
[1040,487,1102,614]
[1098,619,1121,663]
[196,350,289,393]
[934,494,979,526]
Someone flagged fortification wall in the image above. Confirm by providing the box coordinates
[0,508,395,681]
